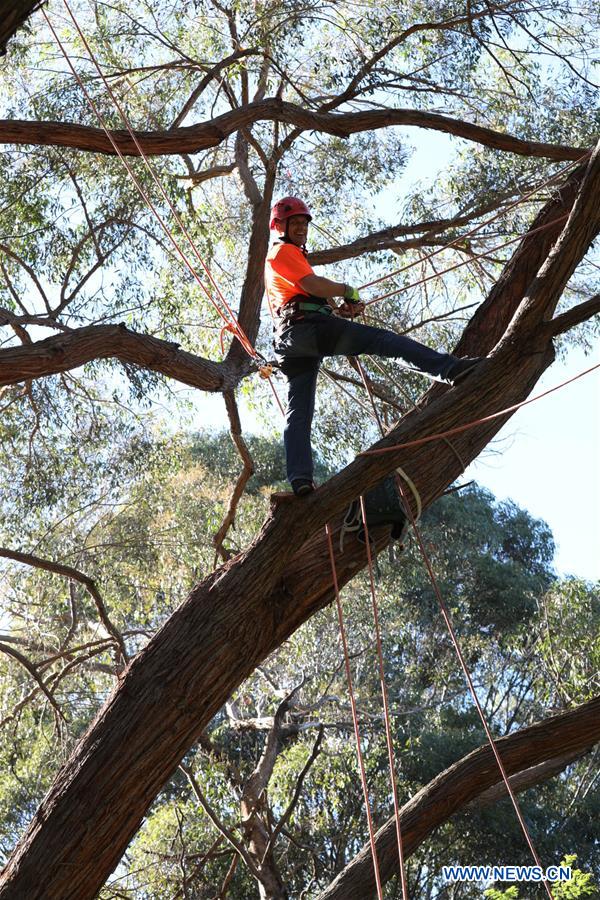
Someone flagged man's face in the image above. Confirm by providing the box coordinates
[277,214,310,246]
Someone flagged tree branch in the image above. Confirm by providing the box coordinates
[0,547,128,666]
[0,0,41,55]
[548,293,600,335]
[213,391,255,563]
[0,641,66,724]
[472,750,585,808]
[169,48,259,129]
[320,0,528,110]
[180,763,261,881]
[261,724,324,863]
[0,323,247,392]
[308,192,526,267]
[0,100,586,159]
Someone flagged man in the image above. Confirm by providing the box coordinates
[264,196,480,496]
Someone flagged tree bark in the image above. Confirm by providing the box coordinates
[0,145,598,900]
[316,698,600,900]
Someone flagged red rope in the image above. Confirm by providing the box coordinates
[358,152,589,294]
[43,2,287,411]
[55,0,258,360]
[365,215,569,308]
[394,480,555,900]
[353,355,558,898]
[325,524,385,900]
[42,8,241,348]
[360,361,600,457]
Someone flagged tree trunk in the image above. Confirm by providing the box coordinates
[1,145,599,900]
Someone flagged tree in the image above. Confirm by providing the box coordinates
[0,0,599,895]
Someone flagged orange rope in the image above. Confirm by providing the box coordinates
[394,480,555,900]
[360,361,600,457]
[365,214,569,307]
[359,497,409,899]
[55,0,258,360]
[358,152,589,294]
[325,524,385,900]
[354,356,559,899]
[43,2,287,412]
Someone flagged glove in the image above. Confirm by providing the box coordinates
[344,284,361,304]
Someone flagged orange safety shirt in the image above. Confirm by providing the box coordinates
[264,241,314,313]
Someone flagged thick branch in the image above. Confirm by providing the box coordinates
[0,323,246,391]
[472,750,584,808]
[316,698,600,900]
[0,100,586,159]
[308,192,525,266]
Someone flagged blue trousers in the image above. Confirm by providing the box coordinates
[274,313,457,484]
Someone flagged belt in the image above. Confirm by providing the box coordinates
[276,295,332,322]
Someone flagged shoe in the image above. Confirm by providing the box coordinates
[444,356,481,386]
[291,478,316,497]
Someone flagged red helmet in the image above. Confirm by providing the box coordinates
[270,196,312,229]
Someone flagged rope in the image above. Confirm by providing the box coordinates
[358,152,589,294]
[365,214,569,308]
[360,361,600,458]
[325,524,385,900]
[393,480,556,900]
[359,497,409,899]
[354,351,558,900]
[53,0,259,361]
[42,7,244,352]
[44,2,289,415]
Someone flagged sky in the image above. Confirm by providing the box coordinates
[466,347,599,581]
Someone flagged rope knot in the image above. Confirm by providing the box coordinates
[219,322,237,355]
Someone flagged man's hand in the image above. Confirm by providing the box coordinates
[338,300,366,318]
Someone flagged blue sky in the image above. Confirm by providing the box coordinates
[466,346,599,581]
